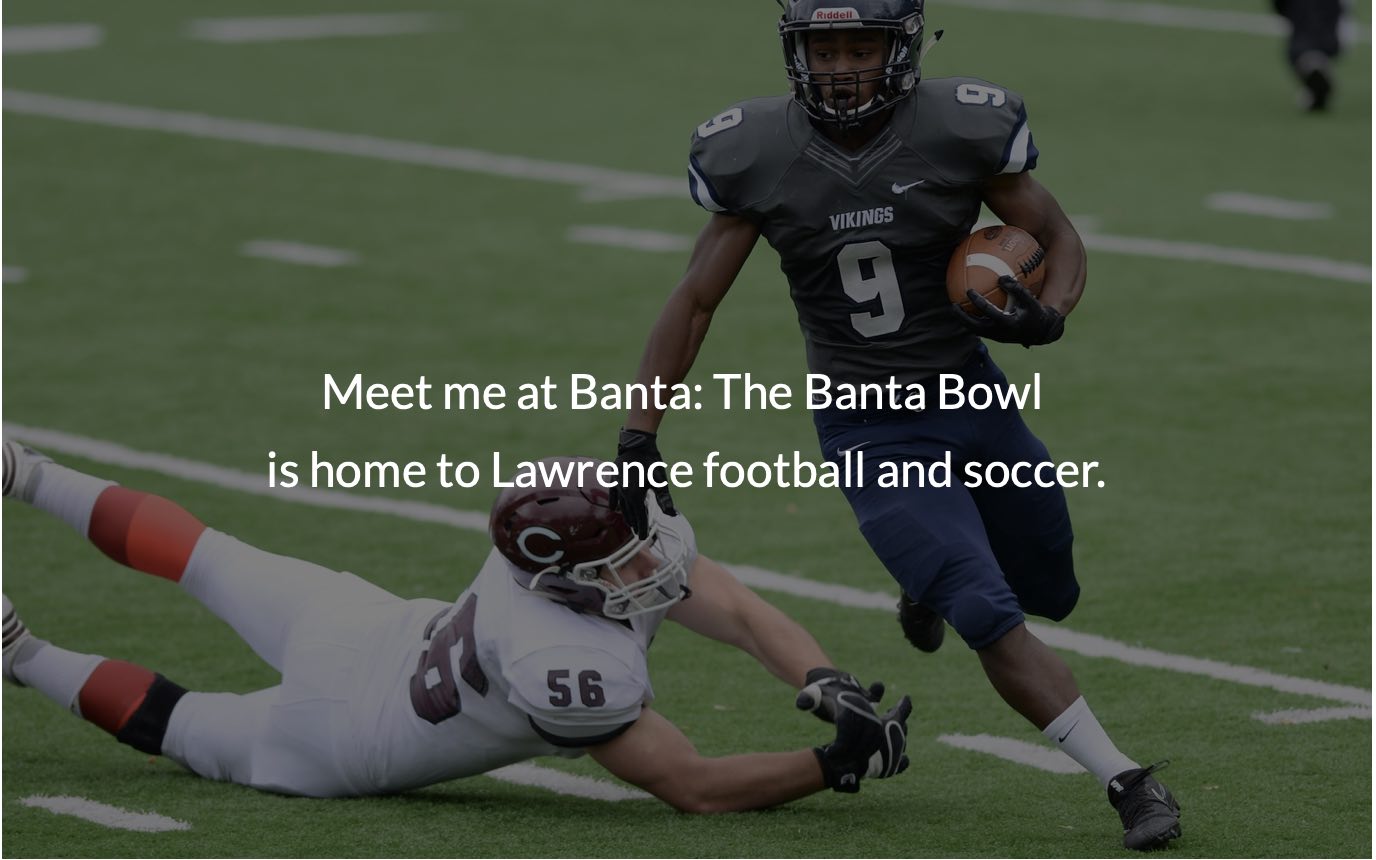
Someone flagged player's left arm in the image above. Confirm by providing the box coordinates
[667,554,828,687]
[982,171,1087,316]
[666,555,883,721]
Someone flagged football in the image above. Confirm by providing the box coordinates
[946,224,1047,315]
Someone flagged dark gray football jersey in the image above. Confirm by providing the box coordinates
[688,77,1038,384]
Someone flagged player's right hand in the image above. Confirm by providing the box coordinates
[952,276,1065,348]
[795,667,885,724]
[813,691,912,793]
[610,427,676,539]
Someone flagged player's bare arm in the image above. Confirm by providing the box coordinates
[667,554,830,688]
[625,212,760,435]
[612,212,759,536]
[664,554,886,722]
[589,707,824,813]
[982,171,1087,316]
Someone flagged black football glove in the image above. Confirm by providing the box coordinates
[795,667,885,724]
[814,690,913,793]
[608,427,676,540]
[952,276,1065,348]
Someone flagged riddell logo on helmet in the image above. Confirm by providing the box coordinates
[811,7,861,20]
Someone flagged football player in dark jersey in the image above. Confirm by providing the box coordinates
[610,0,1180,850]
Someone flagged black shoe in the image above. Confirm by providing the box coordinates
[1108,762,1181,851]
[897,592,944,653]
[1295,51,1333,112]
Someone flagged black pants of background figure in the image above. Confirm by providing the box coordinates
[1271,0,1342,110]
[1271,0,1341,62]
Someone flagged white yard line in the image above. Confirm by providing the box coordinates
[241,239,358,268]
[941,0,1367,42]
[7,424,1369,712]
[1205,192,1335,221]
[1080,232,1369,284]
[2,91,682,200]
[567,225,694,253]
[571,221,1369,284]
[187,13,442,44]
[19,796,190,832]
[1252,706,1371,725]
[488,764,651,801]
[4,24,103,54]
[4,265,29,284]
[5,423,489,531]
[4,91,1366,283]
[937,734,1085,774]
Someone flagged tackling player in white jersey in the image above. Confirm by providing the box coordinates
[2,442,911,810]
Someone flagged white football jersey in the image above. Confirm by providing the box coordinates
[290,513,699,795]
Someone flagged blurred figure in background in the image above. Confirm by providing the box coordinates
[1272,0,1343,111]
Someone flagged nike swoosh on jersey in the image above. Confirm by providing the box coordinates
[891,180,926,193]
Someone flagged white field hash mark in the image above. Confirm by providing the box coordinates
[567,226,694,253]
[241,239,359,268]
[1252,707,1371,726]
[186,13,444,44]
[937,734,1085,774]
[6,424,1370,713]
[4,265,29,283]
[3,24,103,54]
[20,796,191,832]
[1205,192,1335,221]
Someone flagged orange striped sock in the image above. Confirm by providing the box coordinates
[76,660,156,735]
[87,487,206,582]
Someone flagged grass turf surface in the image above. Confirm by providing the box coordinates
[3,0,1370,856]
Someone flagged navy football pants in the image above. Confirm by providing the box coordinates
[814,347,1079,650]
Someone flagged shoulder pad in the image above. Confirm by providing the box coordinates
[905,77,1037,179]
[507,647,647,747]
[688,96,802,215]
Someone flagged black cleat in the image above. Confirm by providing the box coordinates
[1294,51,1333,112]
[897,592,945,653]
[1108,762,1181,851]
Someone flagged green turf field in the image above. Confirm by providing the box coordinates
[3,0,1371,856]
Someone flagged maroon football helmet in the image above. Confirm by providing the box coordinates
[489,457,690,619]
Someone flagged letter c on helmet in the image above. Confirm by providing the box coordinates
[517,526,565,565]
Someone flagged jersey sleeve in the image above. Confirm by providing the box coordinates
[506,647,648,748]
[915,77,1039,180]
[687,97,797,217]
[954,78,1037,176]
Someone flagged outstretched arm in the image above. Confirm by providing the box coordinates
[590,694,912,813]
[666,554,828,688]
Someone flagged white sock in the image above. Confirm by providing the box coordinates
[11,637,103,712]
[1043,696,1138,788]
[28,463,114,536]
